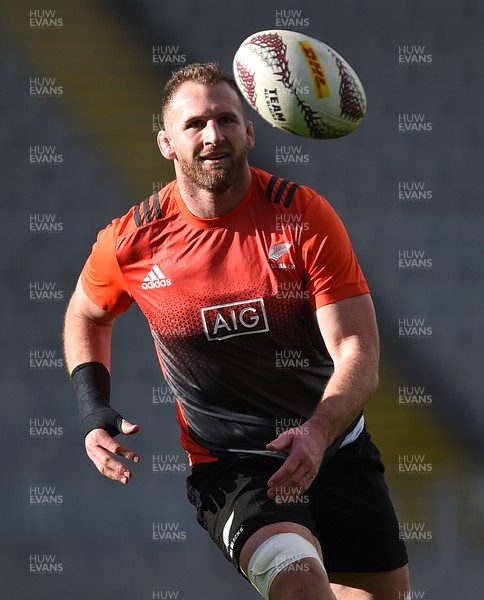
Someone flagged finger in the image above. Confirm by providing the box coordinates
[266,431,293,452]
[268,477,304,500]
[267,457,301,493]
[270,463,308,491]
[97,460,131,485]
[121,419,140,436]
[85,430,138,485]
[269,465,314,500]
[87,428,140,463]
[110,439,141,463]
[94,450,134,481]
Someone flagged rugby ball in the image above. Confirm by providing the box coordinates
[233,30,366,139]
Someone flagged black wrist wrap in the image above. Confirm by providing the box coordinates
[71,362,124,438]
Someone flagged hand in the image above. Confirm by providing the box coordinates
[266,422,327,502]
[85,419,140,485]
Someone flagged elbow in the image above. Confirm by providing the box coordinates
[367,341,380,396]
[358,351,379,400]
[365,350,380,397]
[370,368,379,396]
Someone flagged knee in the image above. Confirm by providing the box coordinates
[246,533,331,600]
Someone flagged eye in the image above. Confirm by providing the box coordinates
[186,119,204,129]
[219,115,236,125]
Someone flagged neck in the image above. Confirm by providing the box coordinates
[175,164,252,219]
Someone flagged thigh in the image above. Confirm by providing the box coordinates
[308,428,408,574]
[330,565,411,600]
[186,455,319,572]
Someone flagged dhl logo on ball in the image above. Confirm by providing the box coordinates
[298,41,330,98]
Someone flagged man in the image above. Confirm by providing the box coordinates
[64,63,410,599]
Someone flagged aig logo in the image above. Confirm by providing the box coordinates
[201,298,269,341]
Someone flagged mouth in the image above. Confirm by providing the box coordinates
[199,152,230,163]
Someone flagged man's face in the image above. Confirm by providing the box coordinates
[159,81,254,192]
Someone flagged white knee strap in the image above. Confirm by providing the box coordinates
[247,533,326,600]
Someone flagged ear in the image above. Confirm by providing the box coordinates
[245,120,255,150]
[157,130,177,160]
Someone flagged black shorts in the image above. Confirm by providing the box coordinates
[186,426,408,575]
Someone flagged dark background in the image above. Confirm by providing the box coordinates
[1,1,483,598]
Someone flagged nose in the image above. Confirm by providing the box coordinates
[203,119,224,146]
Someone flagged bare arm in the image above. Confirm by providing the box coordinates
[63,278,115,373]
[64,279,140,484]
[308,293,379,442]
[266,294,379,499]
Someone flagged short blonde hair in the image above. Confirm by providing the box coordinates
[161,62,246,125]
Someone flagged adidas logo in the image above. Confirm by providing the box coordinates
[142,264,172,289]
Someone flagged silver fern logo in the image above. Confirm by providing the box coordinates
[269,242,292,260]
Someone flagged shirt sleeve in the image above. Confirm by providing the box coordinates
[80,216,134,316]
[299,195,370,310]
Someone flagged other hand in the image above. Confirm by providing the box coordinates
[85,419,140,485]
[266,422,326,502]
